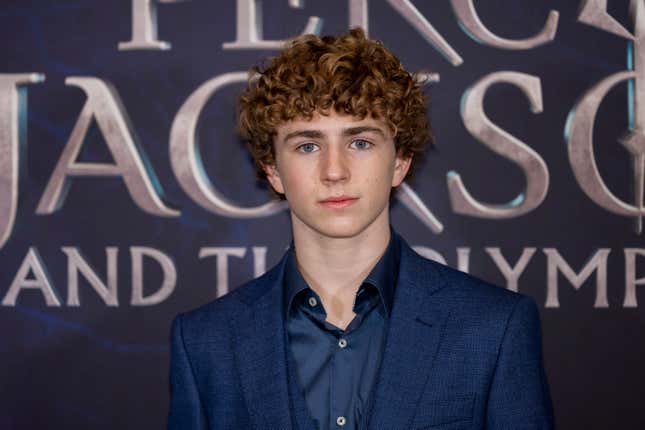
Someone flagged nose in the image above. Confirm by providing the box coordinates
[320,146,350,184]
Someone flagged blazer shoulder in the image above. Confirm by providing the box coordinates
[412,250,534,315]
[173,256,284,343]
[411,255,543,345]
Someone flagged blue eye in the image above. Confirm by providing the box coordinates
[351,139,372,150]
[297,143,318,153]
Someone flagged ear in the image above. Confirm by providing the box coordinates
[391,154,412,187]
[263,163,286,194]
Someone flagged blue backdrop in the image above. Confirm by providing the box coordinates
[1,1,644,428]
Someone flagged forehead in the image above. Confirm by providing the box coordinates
[274,111,391,140]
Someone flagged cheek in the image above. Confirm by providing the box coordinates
[281,167,313,197]
[363,159,396,200]
[368,157,395,184]
[361,172,390,201]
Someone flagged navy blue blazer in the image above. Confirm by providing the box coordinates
[168,234,554,429]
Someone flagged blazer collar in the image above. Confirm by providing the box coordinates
[230,231,451,430]
[230,251,296,429]
[364,234,452,429]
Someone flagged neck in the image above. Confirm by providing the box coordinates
[290,213,391,329]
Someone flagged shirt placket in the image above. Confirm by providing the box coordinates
[330,327,352,429]
[298,286,381,430]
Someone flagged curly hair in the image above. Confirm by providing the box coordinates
[238,27,432,189]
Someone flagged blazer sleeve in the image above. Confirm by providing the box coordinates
[486,295,554,429]
[167,314,208,430]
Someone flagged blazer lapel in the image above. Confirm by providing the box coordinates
[365,239,452,429]
[230,254,295,430]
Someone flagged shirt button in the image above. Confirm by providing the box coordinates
[338,338,347,348]
[336,415,346,426]
[308,296,317,307]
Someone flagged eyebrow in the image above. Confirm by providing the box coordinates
[283,130,325,143]
[282,126,386,143]
[342,126,386,137]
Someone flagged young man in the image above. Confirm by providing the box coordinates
[168,29,553,430]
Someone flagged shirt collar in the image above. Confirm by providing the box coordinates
[283,226,401,319]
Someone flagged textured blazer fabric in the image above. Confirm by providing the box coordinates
[168,232,554,430]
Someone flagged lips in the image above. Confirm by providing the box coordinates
[319,196,359,208]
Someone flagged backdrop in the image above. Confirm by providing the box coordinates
[1,0,644,428]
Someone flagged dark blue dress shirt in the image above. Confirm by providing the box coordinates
[283,231,401,430]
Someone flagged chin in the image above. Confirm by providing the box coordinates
[311,218,373,239]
